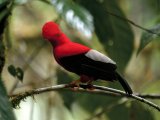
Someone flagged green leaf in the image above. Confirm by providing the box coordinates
[0,0,7,5]
[0,1,15,119]
[0,9,10,23]
[14,0,29,4]
[8,65,16,77]
[106,101,130,120]
[144,0,160,14]
[77,93,119,113]
[77,0,134,71]
[0,1,9,11]
[107,101,154,120]
[16,67,24,82]
[0,1,12,34]
[8,65,24,82]
[137,24,160,54]
[51,0,94,37]
[142,80,160,94]
[0,77,16,120]
[129,102,154,120]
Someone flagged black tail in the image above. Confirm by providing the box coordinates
[116,72,133,94]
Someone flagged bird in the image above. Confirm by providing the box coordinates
[42,21,133,94]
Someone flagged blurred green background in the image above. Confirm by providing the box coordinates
[1,0,160,120]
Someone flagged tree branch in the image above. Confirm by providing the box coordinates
[137,94,160,99]
[106,11,160,36]
[10,84,160,111]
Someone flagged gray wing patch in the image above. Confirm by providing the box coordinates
[85,49,116,64]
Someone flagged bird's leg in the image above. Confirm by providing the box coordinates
[80,75,95,90]
[69,79,81,91]
[69,79,81,87]
[86,80,95,90]
[69,75,95,90]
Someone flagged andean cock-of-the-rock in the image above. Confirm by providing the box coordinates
[42,21,133,94]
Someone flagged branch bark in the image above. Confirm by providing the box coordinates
[10,84,160,111]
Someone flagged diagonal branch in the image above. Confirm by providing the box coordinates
[137,94,160,99]
[88,85,160,111]
[106,11,160,36]
[10,84,160,111]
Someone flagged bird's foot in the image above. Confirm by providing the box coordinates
[68,78,95,91]
[79,75,95,90]
[68,79,81,91]
[86,84,95,90]
[79,84,95,90]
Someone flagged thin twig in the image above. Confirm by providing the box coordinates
[106,11,160,36]
[91,85,160,111]
[10,84,160,111]
[137,94,160,99]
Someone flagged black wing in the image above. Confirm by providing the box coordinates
[59,49,133,94]
[59,49,117,81]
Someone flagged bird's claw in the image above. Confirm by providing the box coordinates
[86,84,95,90]
[80,84,95,90]
[68,79,95,91]
[68,80,81,91]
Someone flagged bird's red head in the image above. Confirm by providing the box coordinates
[42,21,61,41]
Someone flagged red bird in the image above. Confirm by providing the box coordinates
[42,21,133,94]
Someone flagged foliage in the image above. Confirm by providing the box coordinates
[0,77,15,120]
[1,0,160,120]
[0,0,16,120]
[51,0,93,37]
[76,0,134,71]
[107,101,154,120]
[8,65,24,82]
[138,24,160,54]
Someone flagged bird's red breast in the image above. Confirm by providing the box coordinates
[54,42,90,59]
